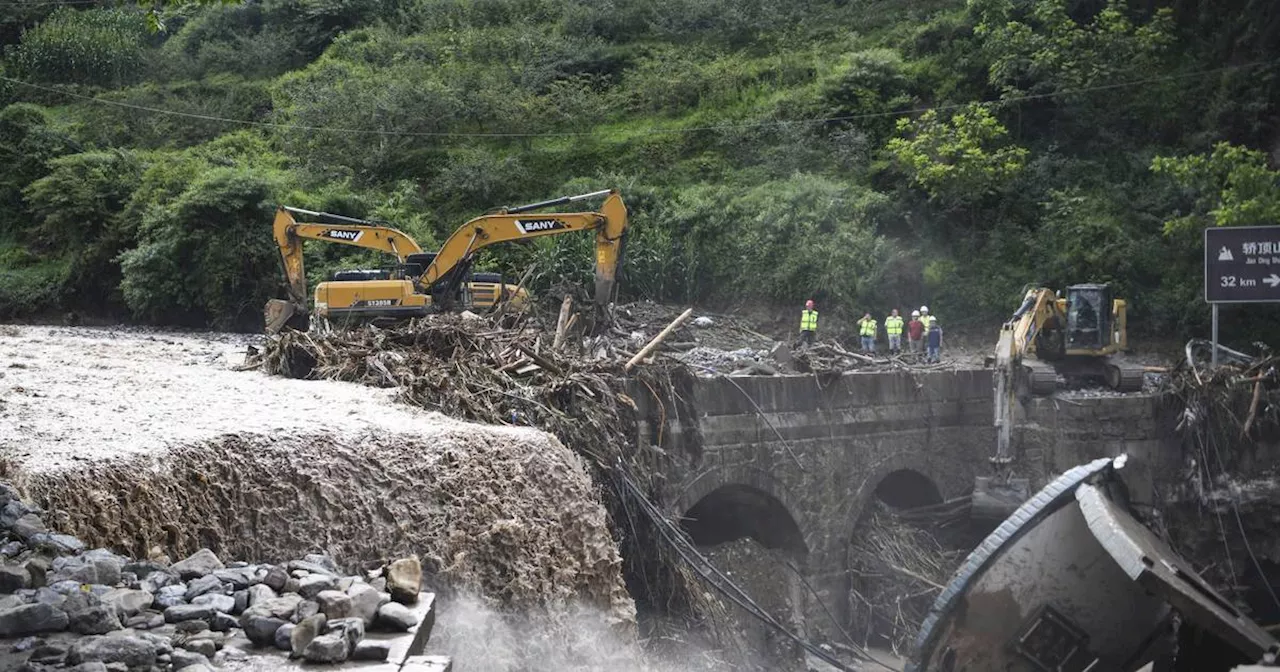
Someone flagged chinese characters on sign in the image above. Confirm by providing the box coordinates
[1205,226,1280,303]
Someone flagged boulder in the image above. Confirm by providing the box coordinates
[289,613,327,658]
[0,564,30,592]
[182,638,218,659]
[303,554,340,573]
[347,582,383,625]
[154,584,187,609]
[31,533,85,556]
[212,567,256,590]
[386,556,421,604]
[169,549,223,580]
[303,634,349,663]
[29,642,67,664]
[140,570,177,594]
[124,612,164,630]
[68,604,122,635]
[273,623,295,651]
[327,617,364,653]
[121,561,165,580]
[70,662,109,672]
[246,584,275,607]
[23,557,48,588]
[169,648,210,670]
[0,541,22,558]
[12,513,47,541]
[241,615,287,647]
[261,565,288,593]
[296,573,336,599]
[239,593,302,622]
[0,603,68,636]
[210,612,238,632]
[295,599,319,623]
[100,589,152,618]
[80,550,126,585]
[163,604,215,624]
[183,575,222,601]
[66,634,158,668]
[190,593,234,614]
[315,590,351,620]
[352,640,391,662]
[376,601,417,631]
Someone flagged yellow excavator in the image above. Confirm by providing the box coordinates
[991,283,1144,459]
[974,283,1146,522]
[264,189,628,333]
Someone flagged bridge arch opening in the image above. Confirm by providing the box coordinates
[873,468,943,510]
[680,484,808,554]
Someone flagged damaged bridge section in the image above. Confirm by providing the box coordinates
[631,370,1178,641]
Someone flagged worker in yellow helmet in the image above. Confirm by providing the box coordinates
[799,299,818,346]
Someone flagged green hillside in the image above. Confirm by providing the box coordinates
[0,0,1277,337]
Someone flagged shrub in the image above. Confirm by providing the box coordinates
[8,8,147,87]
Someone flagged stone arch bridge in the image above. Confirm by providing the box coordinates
[628,369,1168,640]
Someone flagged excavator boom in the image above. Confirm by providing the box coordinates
[420,189,628,313]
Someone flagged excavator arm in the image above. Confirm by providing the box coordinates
[993,288,1058,464]
[266,206,425,333]
[420,189,628,313]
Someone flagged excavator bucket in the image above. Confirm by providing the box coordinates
[264,299,307,334]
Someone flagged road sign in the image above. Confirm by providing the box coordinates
[1204,225,1280,303]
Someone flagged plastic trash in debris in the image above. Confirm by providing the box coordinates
[693,316,714,328]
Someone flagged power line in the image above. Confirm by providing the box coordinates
[1,59,1277,140]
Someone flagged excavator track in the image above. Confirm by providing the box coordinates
[1106,364,1145,393]
[1022,362,1059,396]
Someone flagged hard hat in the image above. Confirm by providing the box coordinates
[920,305,929,313]
[911,310,920,317]
[805,300,814,308]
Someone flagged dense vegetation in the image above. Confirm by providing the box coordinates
[0,0,1277,339]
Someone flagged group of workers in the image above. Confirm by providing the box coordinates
[798,300,942,362]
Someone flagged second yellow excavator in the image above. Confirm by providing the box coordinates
[264,188,628,333]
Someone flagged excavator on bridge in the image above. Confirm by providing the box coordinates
[975,283,1146,522]
[264,189,629,333]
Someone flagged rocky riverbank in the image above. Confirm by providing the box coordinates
[0,482,442,671]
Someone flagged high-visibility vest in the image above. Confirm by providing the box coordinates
[885,315,904,335]
[800,309,818,331]
[860,319,877,336]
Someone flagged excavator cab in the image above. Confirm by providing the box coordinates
[1065,284,1110,351]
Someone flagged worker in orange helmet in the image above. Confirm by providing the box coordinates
[799,299,818,347]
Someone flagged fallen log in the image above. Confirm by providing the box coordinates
[625,307,693,372]
[553,295,573,351]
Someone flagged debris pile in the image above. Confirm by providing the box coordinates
[847,507,968,655]
[249,314,734,661]
[0,481,438,671]
[1169,340,1280,447]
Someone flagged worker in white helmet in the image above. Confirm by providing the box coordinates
[920,305,936,330]
[907,310,924,356]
